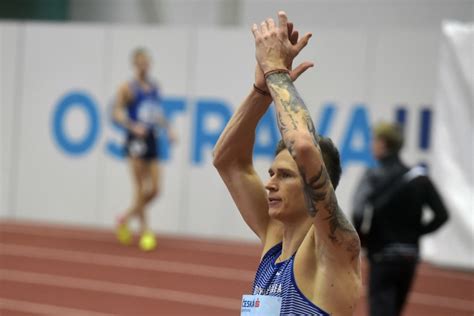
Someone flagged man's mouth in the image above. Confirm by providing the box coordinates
[268,197,282,207]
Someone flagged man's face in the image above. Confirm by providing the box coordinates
[265,150,308,221]
[134,53,150,75]
[372,136,388,160]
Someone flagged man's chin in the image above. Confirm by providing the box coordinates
[268,206,284,220]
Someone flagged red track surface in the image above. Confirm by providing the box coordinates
[1,220,473,315]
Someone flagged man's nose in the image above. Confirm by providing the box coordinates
[265,178,278,191]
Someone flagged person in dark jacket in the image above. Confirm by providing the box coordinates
[352,122,449,316]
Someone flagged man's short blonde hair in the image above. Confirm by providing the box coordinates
[373,122,404,154]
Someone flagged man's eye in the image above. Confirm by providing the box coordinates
[281,173,291,178]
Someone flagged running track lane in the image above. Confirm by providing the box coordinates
[1,220,473,315]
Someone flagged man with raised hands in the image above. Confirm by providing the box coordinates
[214,11,361,316]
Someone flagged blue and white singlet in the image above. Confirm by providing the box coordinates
[252,243,329,315]
[126,79,162,128]
[125,78,162,160]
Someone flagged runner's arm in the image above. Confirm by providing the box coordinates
[112,84,133,130]
[213,88,273,242]
[253,11,360,262]
[268,72,360,262]
[215,20,313,245]
[113,84,147,137]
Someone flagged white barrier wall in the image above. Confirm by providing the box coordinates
[0,23,21,218]
[1,22,468,267]
[424,22,473,269]
[13,24,107,225]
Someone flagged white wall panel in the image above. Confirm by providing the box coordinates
[1,23,22,218]
[187,29,256,240]
[368,29,440,163]
[14,24,107,225]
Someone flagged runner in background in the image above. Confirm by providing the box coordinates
[112,48,176,251]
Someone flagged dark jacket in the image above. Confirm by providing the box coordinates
[352,155,449,259]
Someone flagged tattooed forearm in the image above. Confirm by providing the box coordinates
[267,72,307,113]
[267,72,360,259]
[283,104,299,130]
[266,72,319,144]
[277,111,289,134]
[303,112,319,144]
[267,71,328,217]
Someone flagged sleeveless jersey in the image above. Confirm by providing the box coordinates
[252,243,329,315]
[124,79,162,159]
[126,79,162,129]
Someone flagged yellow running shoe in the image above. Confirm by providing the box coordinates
[139,231,157,251]
[116,223,132,246]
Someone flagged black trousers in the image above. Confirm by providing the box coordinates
[369,259,417,316]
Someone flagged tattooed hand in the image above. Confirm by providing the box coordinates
[254,22,314,93]
[251,11,312,74]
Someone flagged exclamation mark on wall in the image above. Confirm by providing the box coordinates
[419,108,432,151]
[394,106,432,168]
[395,106,407,133]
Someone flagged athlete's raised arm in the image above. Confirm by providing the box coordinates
[252,11,360,263]
[213,84,273,243]
[213,22,312,245]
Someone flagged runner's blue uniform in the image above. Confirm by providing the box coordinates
[125,79,162,160]
[252,243,330,315]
